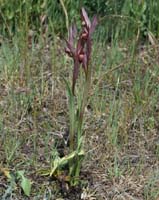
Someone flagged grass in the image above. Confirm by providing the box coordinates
[1,2,159,199]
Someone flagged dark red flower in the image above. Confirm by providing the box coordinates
[65,8,98,95]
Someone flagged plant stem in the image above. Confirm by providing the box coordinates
[73,63,92,184]
[78,63,92,143]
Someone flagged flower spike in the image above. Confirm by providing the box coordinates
[65,8,98,95]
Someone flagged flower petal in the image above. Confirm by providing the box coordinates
[81,7,91,29]
[90,15,98,34]
[65,39,75,57]
[77,37,85,56]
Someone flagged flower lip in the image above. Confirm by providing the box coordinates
[78,53,85,62]
[81,32,88,40]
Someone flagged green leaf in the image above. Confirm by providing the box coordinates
[62,76,74,104]
[50,151,75,176]
[20,177,31,197]
[50,150,85,176]
[17,170,25,177]
[17,170,31,197]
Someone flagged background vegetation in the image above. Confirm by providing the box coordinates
[0,0,159,199]
[0,0,159,38]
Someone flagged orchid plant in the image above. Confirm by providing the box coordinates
[50,8,98,186]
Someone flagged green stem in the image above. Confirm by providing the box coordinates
[70,97,76,152]
[77,64,92,143]
[73,64,92,182]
